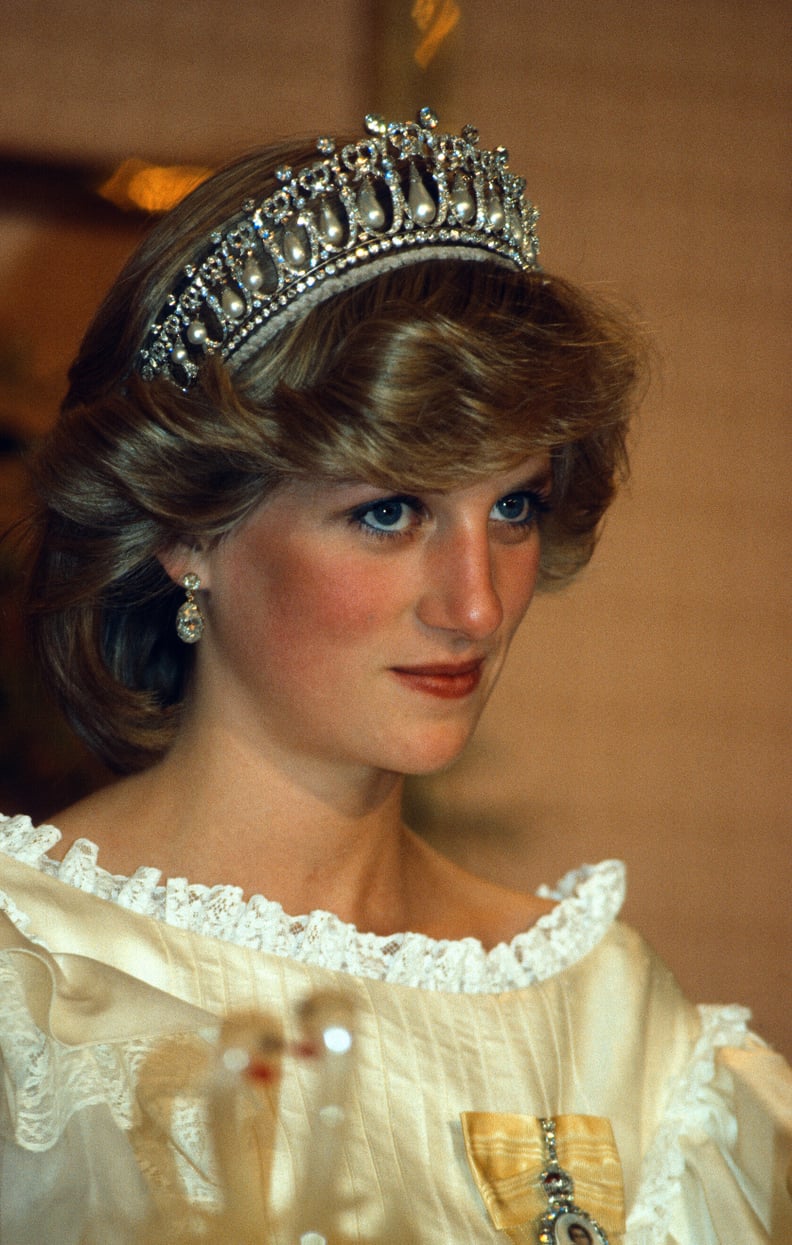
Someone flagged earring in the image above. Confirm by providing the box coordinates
[175,572,204,644]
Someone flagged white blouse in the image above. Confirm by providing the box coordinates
[0,813,789,1244]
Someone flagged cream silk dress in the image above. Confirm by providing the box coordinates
[0,814,789,1244]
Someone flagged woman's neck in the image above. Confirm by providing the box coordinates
[51,719,415,925]
[50,718,555,945]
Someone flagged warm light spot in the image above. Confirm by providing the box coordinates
[412,0,461,69]
[98,158,212,213]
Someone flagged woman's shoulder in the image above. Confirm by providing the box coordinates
[400,831,558,948]
[404,830,626,950]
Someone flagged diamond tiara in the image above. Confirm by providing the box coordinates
[138,107,540,386]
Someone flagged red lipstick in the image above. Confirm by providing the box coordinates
[390,660,483,699]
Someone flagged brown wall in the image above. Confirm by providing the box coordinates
[0,1,789,1053]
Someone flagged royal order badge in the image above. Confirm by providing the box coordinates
[536,1118,610,1245]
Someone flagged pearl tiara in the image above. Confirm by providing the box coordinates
[138,108,540,387]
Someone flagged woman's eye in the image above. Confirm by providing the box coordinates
[355,498,417,534]
[490,491,542,525]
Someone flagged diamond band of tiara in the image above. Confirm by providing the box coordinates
[137,107,540,387]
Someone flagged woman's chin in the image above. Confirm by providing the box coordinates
[390,726,475,777]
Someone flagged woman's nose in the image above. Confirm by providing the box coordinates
[416,527,504,639]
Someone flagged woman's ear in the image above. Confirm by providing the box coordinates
[158,543,212,591]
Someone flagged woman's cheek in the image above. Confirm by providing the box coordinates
[281,557,402,639]
[254,557,398,657]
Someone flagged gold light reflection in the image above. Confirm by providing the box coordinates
[412,0,461,69]
[98,158,212,214]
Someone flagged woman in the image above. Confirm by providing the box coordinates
[0,111,788,1243]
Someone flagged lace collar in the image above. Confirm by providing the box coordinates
[0,813,625,994]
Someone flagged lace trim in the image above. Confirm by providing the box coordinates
[0,951,150,1150]
[625,1002,752,1244]
[0,814,624,993]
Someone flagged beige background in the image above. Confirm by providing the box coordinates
[0,2,789,1054]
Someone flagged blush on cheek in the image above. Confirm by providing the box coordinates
[282,560,396,639]
[222,560,395,690]
[318,580,390,635]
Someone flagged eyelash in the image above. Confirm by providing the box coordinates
[349,489,552,541]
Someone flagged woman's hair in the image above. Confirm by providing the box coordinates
[23,143,645,773]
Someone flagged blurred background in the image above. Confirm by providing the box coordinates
[0,1,789,1054]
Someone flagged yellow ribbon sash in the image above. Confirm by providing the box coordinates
[461,1112,625,1243]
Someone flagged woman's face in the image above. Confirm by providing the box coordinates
[187,455,551,777]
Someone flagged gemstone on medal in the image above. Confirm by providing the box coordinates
[540,1164,574,1202]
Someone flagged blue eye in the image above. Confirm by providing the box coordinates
[491,491,543,525]
[355,497,417,534]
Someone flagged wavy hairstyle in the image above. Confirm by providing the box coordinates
[24,143,644,773]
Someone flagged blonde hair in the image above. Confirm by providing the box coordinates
[25,145,644,773]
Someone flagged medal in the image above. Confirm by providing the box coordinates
[536,1118,609,1244]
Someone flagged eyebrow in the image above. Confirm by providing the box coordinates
[503,461,554,493]
[327,458,554,498]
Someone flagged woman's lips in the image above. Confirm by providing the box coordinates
[390,660,484,699]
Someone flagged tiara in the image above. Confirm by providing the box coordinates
[138,107,540,386]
